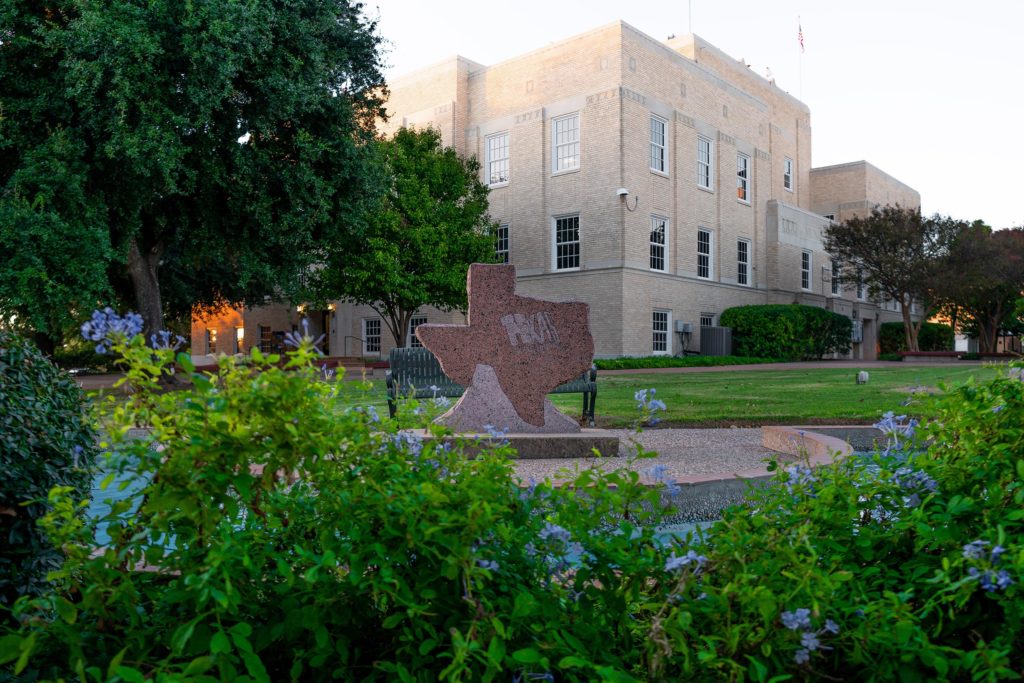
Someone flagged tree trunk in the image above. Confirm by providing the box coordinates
[900,296,918,352]
[126,237,165,340]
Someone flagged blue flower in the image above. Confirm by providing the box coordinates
[784,465,816,493]
[962,539,989,560]
[664,549,708,573]
[149,330,186,351]
[476,559,499,571]
[538,522,572,546]
[794,648,811,664]
[823,619,840,634]
[635,387,667,426]
[80,307,144,354]
[781,608,812,631]
[800,632,821,651]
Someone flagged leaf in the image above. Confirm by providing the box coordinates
[115,666,146,683]
[557,655,588,669]
[171,618,199,655]
[185,656,215,675]
[0,635,22,665]
[55,596,78,624]
[512,648,540,664]
[486,636,506,667]
[241,651,271,683]
[211,631,232,654]
[106,646,128,681]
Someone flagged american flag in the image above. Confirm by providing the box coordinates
[798,21,805,53]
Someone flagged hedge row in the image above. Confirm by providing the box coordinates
[594,355,780,370]
[719,304,852,360]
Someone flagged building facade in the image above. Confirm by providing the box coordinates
[192,21,921,361]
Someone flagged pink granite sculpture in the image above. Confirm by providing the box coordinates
[416,264,593,433]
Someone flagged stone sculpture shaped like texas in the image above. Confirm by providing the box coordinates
[415,264,594,433]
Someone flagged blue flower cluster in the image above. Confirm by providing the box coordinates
[784,464,816,494]
[891,466,938,507]
[874,411,919,455]
[149,329,186,351]
[283,318,326,354]
[781,608,839,664]
[664,549,708,574]
[428,385,452,409]
[962,540,1014,592]
[526,522,581,574]
[643,464,681,496]
[634,388,667,426]
[80,307,144,354]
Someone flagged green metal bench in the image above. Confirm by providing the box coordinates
[385,347,597,426]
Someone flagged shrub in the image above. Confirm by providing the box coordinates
[719,304,852,360]
[879,321,954,353]
[594,355,780,370]
[877,352,904,361]
[0,332,98,608]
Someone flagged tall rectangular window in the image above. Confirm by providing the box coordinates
[554,214,580,270]
[831,258,841,295]
[408,315,427,348]
[235,326,245,354]
[697,229,712,280]
[649,216,667,271]
[697,135,713,189]
[736,153,750,202]
[363,319,381,354]
[258,325,272,353]
[783,157,793,191]
[856,267,866,300]
[495,223,509,263]
[737,239,750,286]
[486,132,509,186]
[206,328,217,354]
[652,310,670,355]
[801,251,812,290]
[650,115,667,173]
[552,113,580,172]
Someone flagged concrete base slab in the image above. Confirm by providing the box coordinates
[410,428,620,460]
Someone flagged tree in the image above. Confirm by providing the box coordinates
[320,127,497,349]
[937,225,1024,354]
[0,0,387,340]
[823,205,966,352]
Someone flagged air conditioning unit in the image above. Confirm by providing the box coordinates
[675,321,693,334]
[700,326,733,356]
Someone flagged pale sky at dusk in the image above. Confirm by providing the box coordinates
[367,0,1023,229]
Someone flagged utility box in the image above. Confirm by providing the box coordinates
[675,320,693,334]
[700,326,732,356]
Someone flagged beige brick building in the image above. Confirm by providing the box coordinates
[192,21,920,361]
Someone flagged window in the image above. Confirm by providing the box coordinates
[363,319,381,354]
[495,223,509,263]
[856,267,866,300]
[783,157,793,191]
[737,239,750,286]
[700,313,714,328]
[801,250,812,290]
[823,213,835,222]
[697,228,713,280]
[259,325,272,353]
[650,115,667,173]
[831,258,841,295]
[235,326,245,354]
[206,328,217,354]
[736,153,750,202]
[486,132,509,186]
[652,310,670,355]
[408,315,427,348]
[552,113,580,172]
[649,216,667,271]
[554,214,580,270]
[697,135,713,189]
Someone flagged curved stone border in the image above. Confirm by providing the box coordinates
[761,426,854,465]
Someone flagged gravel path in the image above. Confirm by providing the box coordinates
[512,427,795,484]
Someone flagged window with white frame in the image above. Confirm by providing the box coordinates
[697,228,713,279]
[652,310,670,354]
[408,315,427,348]
[737,239,750,286]
[235,327,245,354]
[801,251,812,290]
[697,135,713,189]
[495,223,509,263]
[736,153,750,202]
[554,214,580,270]
[650,115,667,173]
[856,267,866,300]
[259,325,272,353]
[831,258,841,295]
[783,157,793,191]
[700,313,714,328]
[363,319,381,354]
[552,113,580,172]
[486,132,509,186]
[649,216,667,271]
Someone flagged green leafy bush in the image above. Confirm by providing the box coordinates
[0,332,98,608]
[719,304,852,360]
[877,352,904,361]
[594,355,780,370]
[879,321,954,353]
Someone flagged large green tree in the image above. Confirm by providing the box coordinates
[0,0,386,342]
[937,225,1024,354]
[823,205,966,352]
[320,127,497,349]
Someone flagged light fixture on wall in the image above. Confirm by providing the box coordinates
[327,303,337,319]
[617,187,639,212]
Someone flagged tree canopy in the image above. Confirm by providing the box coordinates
[0,0,387,343]
[318,127,497,348]
[823,205,967,352]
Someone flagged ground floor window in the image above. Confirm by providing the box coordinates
[653,310,670,354]
[363,319,381,354]
[259,325,272,353]
[737,239,750,286]
[408,315,427,348]
[801,251,812,290]
[206,328,217,354]
[700,313,714,328]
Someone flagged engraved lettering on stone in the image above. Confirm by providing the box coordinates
[619,87,646,105]
[514,108,543,125]
[434,104,449,115]
[719,132,736,146]
[501,312,560,347]
[675,112,695,128]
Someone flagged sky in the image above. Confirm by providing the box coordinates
[366,0,1023,229]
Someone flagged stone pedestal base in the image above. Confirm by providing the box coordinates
[410,428,620,460]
